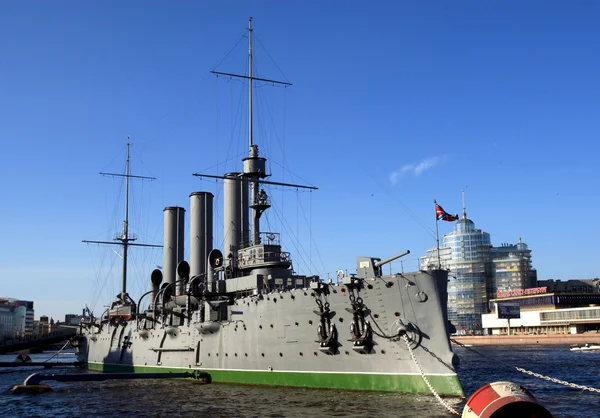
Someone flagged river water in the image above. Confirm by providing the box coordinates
[0,345,598,417]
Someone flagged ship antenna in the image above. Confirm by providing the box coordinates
[83,138,161,305]
[248,16,253,147]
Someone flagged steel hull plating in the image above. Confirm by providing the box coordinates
[79,270,464,396]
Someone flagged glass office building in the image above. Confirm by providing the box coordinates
[443,216,491,334]
[421,211,537,334]
[420,210,492,334]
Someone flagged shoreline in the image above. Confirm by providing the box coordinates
[451,334,600,346]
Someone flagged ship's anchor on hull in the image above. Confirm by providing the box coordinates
[313,293,339,355]
[345,285,374,354]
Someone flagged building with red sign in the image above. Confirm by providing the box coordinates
[483,289,600,335]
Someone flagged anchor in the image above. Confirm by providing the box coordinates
[313,293,339,355]
[345,285,374,354]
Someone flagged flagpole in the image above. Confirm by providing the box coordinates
[434,199,441,269]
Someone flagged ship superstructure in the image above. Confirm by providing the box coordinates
[77,18,464,397]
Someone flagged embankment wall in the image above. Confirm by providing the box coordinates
[451,334,600,346]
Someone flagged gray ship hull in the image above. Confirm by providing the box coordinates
[78,269,463,395]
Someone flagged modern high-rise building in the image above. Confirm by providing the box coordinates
[420,205,536,335]
[0,298,34,339]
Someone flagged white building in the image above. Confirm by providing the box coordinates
[483,290,600,335]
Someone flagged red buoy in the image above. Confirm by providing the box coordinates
[462,381,553,418]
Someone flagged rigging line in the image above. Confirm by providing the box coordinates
[211,31,247,72]
[296,185,299,268]
[136,30,245,159]
[136,60,223,168]
[254,80,286,173]
[92,243,113,307]
[253,33,292,84]
[282,86,287,234]
[295,189,326,273]
[129,145,158,186]
[87,243,120,312]
[216,71,220,195]
[86,245,102,311]
[194,154,247,174]
[214,76,223,250]
[268,159,317,189]
[368,166,436,239]
[99,143,127,175]
[267,197,311,274]
[232,76,246,168]
[213,75,246,174]
[289,92,437,241]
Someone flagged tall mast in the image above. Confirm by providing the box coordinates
[248,16,253,147]
[207,19,301,251]
[83,138,161,305]
[246,16,260,245]
[121,140,132,302]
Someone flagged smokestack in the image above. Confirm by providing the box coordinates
[240,177,249,248]
[223,173,241,267]
[163,206,185,288]
[189,192,214,283]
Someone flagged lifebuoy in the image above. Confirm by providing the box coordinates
[215,258,221,267]
[336,270,345,279]
[242,257,246,265]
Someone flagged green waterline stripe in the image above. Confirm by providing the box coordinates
[88,362,457,377]
[87,362,464,396]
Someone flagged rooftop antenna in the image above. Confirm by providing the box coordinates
[462,187,467,219]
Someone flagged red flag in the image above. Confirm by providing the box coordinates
[436,203,458,222]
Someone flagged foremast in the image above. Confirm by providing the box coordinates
[83,139,161,308]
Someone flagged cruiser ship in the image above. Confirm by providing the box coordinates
[76,18,463,397]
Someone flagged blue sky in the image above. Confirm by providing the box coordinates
[1,1,599,320]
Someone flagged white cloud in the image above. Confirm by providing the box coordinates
[389,156,443,185]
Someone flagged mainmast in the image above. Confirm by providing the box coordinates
[199,18,315,269]
[83,138,161,305]
[245,16,265,246]
[121,141,132,302]
[208,18,297,247]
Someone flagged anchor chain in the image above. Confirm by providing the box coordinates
[515,367,600,393]
[403,334,460,416]
[451,338,600,394]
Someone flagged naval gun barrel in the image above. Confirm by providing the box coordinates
[374,250,410,268]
